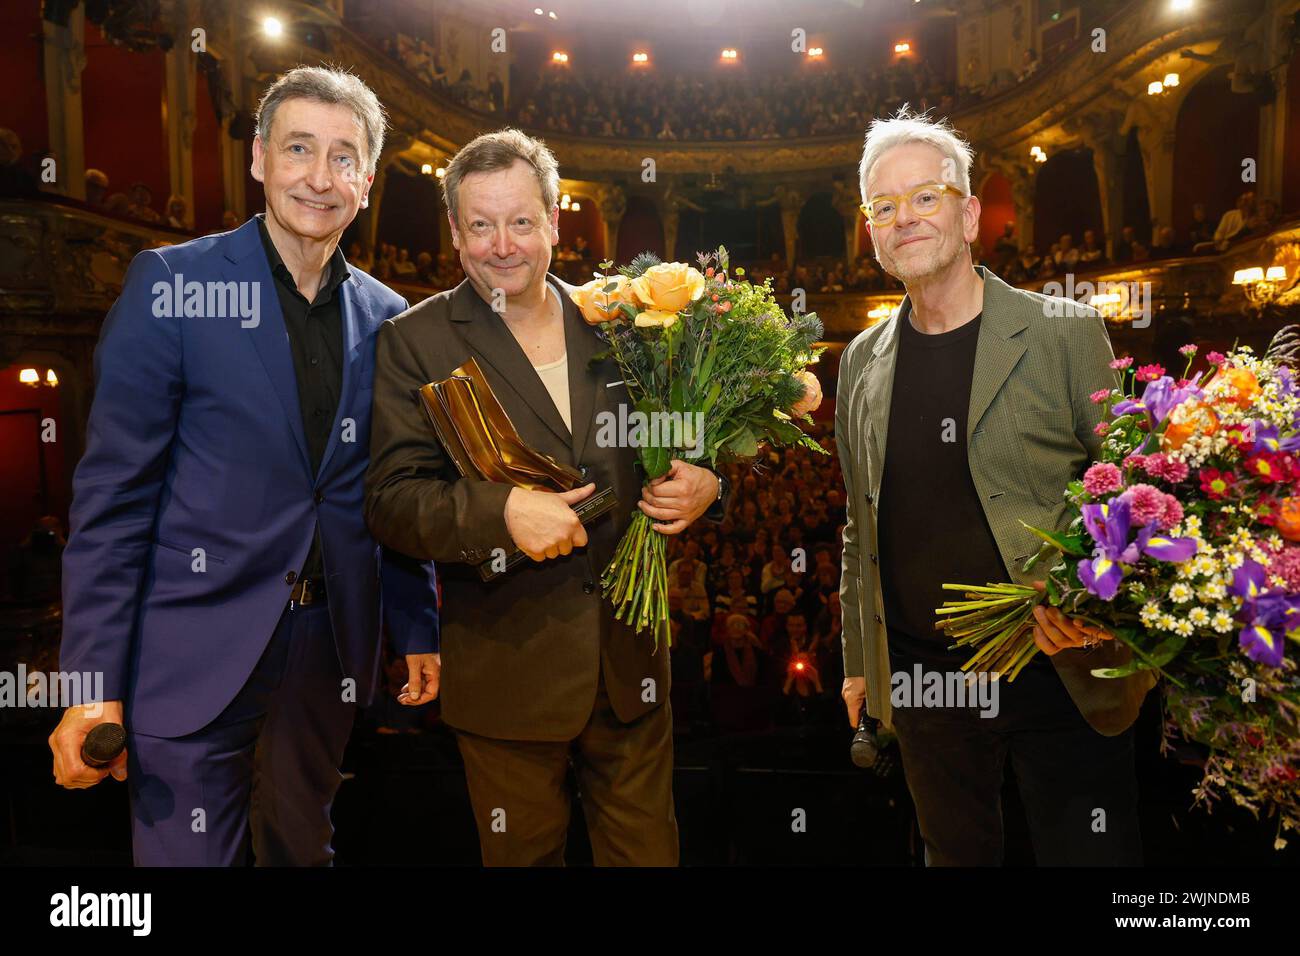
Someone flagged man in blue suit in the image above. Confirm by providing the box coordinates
[48,67,439,866]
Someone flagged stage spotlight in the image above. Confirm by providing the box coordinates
[262,17,284,39]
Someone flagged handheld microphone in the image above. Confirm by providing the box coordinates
[81,722,127,769]
[850,709,880,769]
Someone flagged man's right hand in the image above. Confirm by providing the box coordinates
[504,482,595,561]
[50,700,127,789]
[842,676,867,728]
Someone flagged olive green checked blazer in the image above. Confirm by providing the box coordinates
[837,266,1157,736]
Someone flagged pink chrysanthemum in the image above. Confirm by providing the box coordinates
[1090,388,1111,404]
[1083,462,1123,496]
[1124,454,1148,470]
[1143,453,1190,483]
[1093,421,1110,436]
[1266,545,1300,591]
[1158,495,1184,530]
[1124,483,1167,525]
[1206,351,1226,366]
[1135,363,1166,383]
[1109,356,1134,370]
[1179,344,1198,357]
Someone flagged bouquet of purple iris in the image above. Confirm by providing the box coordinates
[936,340,1300,847]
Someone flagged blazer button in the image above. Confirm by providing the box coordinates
[870,553,878,564]
[286,571,297,585]
[314,491,325,504]
[873,613,882,624]
[865,494,873,504]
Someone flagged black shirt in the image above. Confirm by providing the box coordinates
[876,312,1026,671]
[256,215,349,581]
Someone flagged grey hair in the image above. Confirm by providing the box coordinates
[441,127,559,224]
[255,66,387,174]
[858,105,975,203]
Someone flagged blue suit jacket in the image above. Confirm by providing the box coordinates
[60,217,438,738]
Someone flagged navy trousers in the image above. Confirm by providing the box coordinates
[126,604,356,866]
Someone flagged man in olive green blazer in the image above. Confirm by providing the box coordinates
[839,108,1154,865]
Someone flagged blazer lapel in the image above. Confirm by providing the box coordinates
[859,310,901,500]
[450,279,574,452]
[317,277,368,480]
[557,277,604,467]
[966,267,1029,442]
[222,220,312,476]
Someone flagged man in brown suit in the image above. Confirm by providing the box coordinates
[364,129,723,866]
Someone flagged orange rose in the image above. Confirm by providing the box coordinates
[1161,399,1219,451]
[1278,498,1300,542]
[629,262,706,314]
[570,274,634,325]
[1218,367,1260,409]
[633,309,680,330]
[791,370,823,416]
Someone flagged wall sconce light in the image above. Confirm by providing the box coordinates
[1233,264,1294,307]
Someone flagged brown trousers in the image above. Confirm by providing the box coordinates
[454,667,679,866]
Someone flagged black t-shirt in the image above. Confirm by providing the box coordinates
[876,312,1039,672]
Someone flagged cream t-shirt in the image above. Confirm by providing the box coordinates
[532,281,571,433]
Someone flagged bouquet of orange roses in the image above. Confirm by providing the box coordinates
[570,247,826,645]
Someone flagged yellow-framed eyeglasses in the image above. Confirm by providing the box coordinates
[860,183,965,226]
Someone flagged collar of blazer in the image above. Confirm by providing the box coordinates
[219,216,373,480]
[859,265,1033,491]
[445,274,607,467]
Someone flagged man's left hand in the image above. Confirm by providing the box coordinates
[399,653,441,705]
[1030,581,1114,655]
[638,459,719,535]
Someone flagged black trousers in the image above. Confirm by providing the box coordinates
[453,665,679,867]
[888,656,1143,866]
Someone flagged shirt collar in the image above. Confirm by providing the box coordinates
[255,213,350,300]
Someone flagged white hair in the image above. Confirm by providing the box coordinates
[858,105,975,204]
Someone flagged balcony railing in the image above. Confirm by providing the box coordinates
[2,198,1294,344]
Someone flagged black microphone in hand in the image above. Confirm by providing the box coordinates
[81,722,126,769]
[850,709,880,769]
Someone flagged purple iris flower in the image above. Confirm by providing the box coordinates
[1229,560,1269,601]
[1230,567,1297,666]
[1076,496,1198,601]
[1112,374,1202,427]
[1250,422,1300,455]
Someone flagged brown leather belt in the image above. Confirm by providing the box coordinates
[288,577,327,609]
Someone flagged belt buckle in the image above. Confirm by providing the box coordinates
[289,578,314,611]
